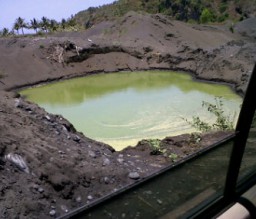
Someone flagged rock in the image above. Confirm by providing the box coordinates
[4,153,30,174]
[104,177,110,184]
[73,135,80,142]
[157,199,163,205]
[62,125,68,132]
[87,195,93,200]
[127,160,134,166]
[60,205,68,213]
[58,150,65,154]
[102,158,110,166]
[14,99,22,108]
[32,184,39,190]
[75,196,82,203]
[49,209,56,217]
[38,187,44,193]
[117,158,124,163]
[128,172,140,180]
[44,115,52,122]
[89,150,96,158]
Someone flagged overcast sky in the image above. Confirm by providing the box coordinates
[0,0,115,30]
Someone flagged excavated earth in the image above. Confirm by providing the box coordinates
[0,12,256,218]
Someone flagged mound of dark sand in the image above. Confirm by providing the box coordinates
[235,17,256,39]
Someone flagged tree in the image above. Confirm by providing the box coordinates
[40,16,50,32]
[49,19,58,32]
[61,18,67,30]
[2,28,9,37]
[15,17,27,34]
[200,8,215,23]
[67,15,77,28]
[30,18,39,33]
[13,22,20,34]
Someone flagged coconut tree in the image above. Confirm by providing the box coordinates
[61,18,67,30]
[49,19,58,32]
[13,22,20,34]
[40,16,50,32]
[2,28,9,36]
[15,17,27,35]
[30,18,39,33]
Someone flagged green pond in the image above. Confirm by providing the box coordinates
[20,71,242,151]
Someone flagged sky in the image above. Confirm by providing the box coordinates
[0,0,115,30]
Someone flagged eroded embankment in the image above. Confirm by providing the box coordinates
[1,13,255,93]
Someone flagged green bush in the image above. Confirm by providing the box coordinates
[219,3,228,13]
[218,13,229,22]
[200,8,215,23]
[185,97,236,132]
[147,139,162,155]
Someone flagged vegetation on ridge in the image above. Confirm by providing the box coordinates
[1,0,255,36]
[74,0,256,28]
[0,15,82,37]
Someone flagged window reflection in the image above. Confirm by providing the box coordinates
[238,112,256,181]
[74,140,233,219]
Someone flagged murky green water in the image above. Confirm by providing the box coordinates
[20,71,242,150]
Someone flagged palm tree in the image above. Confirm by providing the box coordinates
[2,28,9,36]
[13,22,20,34]
[40,16,50,32]
[15,17,27,35]
[49,19,58,32]
[61,18,67,30]
[30,18,39,33]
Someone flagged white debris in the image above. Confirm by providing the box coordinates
[5,153,30,174]
[14,99,21,108]
[75,45,82,56]
[87,195,93,200]
[44,115,51,121]
[49,209,56,216]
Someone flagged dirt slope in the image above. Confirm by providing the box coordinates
[0,12,255,92]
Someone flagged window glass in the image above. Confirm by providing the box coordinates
[73,140,234,219]
[238,112,256,182]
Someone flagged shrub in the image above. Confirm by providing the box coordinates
[219,3,228,13]
[200,8,215,24]
[185,97,236,132]
[147,139,162,155]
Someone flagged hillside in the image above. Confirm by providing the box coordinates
[75,0,256,28]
